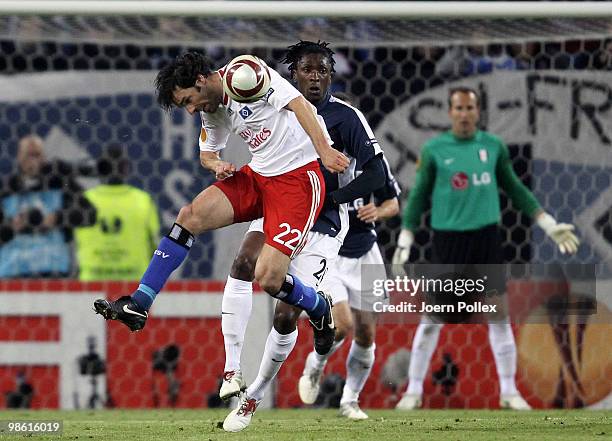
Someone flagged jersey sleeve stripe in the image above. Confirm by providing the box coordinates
[335,99,382,155]
[382,155,401,196]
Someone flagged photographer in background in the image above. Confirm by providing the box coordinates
[0,134,96,278]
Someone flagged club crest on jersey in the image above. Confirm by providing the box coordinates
[479,148,488,162]
[239,106,253,119]
[451,172,469,190]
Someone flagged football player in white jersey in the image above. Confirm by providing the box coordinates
[220,42,397,431]
[93,52,349,359]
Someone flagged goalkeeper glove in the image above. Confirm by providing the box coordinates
[536,212,580,255]
[392,229,414,276]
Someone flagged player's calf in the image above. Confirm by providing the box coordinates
[273,302,302,334]
[331,301,353,341]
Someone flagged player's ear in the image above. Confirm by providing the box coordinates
[195,74,206,87]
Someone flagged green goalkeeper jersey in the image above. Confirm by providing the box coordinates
[403,130,541,232]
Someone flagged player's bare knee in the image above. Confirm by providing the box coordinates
[230,253,257,281]
[257,269,285,296]
[176,204,199,233]
[255,263,285,297]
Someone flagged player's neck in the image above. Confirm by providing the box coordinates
[209,72,224,98]
[310,91,330,109]
[452,129,477,140]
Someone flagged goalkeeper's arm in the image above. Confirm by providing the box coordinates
[392,146,434,272]
[496,144,579,255]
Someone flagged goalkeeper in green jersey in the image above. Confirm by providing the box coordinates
[392,87,579,411]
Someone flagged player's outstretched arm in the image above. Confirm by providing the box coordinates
[200,151,236,181]
[286,96,349,173]
[535,211,580,255]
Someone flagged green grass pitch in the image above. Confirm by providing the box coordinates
[0,409,610,441]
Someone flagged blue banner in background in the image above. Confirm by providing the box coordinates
[0,72,220,278]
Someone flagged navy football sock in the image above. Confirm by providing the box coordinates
[132,223,194,311]
[275,274,328,319]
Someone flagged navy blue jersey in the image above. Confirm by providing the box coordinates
[340,155,401,258]
[310,93,396,256]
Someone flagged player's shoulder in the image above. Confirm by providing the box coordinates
[423,131,450,150]
[477,130,506,148]
[325,95,365,123]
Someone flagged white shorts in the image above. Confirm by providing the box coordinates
[247,207,348,289]
[326,243,388,311]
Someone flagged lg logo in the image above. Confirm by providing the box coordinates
[472,172,491,186]
[451,172,491,190]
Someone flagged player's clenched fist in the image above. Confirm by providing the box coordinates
[214,161,236,180]
[320,147,349,173]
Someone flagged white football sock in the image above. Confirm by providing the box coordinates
[309,338,345,371]
[340,341,375,405]
[488,323,519,396]
[222,276,253,372]
[406,318,442,396]
[246,327,298,401]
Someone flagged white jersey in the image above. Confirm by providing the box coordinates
[198,67,326,177]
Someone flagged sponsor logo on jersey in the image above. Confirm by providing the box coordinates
[451,172,469,190]
[264,87,275,102]
[200,128,207,143]
[444,157,455,165]
[239,106,253,119]
[239,127,272,149]
[479,149,488,162]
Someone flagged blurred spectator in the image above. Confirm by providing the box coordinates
[437,43,519,78]
[0,135,96,278]
[593,38,612,70]
[75,145,160,281]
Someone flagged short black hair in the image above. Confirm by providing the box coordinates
[448,87,480,109]
[155,52,214,111]
[282,40,336,75]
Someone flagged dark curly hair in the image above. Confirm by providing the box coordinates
[155,52,214,111]
[282,40,336,75]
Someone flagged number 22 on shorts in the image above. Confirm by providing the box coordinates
[272,223,302,251]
